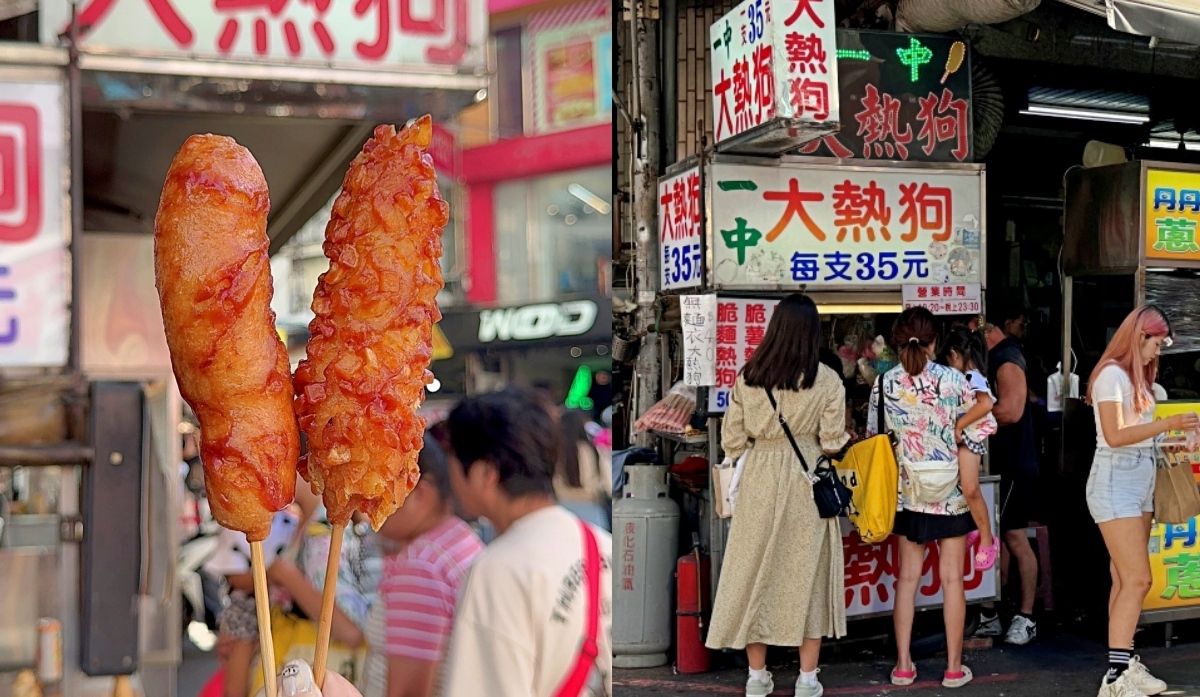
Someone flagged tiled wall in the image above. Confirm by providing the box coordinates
[674,0,737,161]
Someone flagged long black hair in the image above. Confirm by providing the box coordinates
[741,294,821,391]
[940,328,988,377]
[556,409,597,489]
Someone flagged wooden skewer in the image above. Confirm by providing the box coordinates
[250,541,278,697]
[312,522,346,689]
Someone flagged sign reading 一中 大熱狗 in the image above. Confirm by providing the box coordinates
[709,160,983,290]
[709,0,840,152]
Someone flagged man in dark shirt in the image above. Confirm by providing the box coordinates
[975,308,1040,646]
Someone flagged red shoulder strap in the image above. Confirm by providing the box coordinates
[552,520,603,697]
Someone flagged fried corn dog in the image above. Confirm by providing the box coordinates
[154,135,299,542]
[294,116,447,529]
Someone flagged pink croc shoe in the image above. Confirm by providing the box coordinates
[967,530,999,571]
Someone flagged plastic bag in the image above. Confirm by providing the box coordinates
[634,382,697,433]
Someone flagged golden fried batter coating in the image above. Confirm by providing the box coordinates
[294,117,447,529]
[154,134,299,542]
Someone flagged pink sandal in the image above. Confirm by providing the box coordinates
[966,530,1000,571]
[891,668,916,686]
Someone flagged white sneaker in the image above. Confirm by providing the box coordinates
[794,670,824,697]
[746,672,774,697]
[1005,615,1037,645]
[1097,672,1148,697]
[1125,656,1166,696]
[973,614,1003,637]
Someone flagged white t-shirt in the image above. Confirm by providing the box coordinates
[965,369,995,400]
[439,506,612,697]
[1092,364,1155,449]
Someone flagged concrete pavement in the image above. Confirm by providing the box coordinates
[614,633,1200,696]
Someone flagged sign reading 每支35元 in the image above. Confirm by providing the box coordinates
[709,160,983,290]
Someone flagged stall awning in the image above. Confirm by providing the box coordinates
[1060,0,1200,46]
[3,0,489,250]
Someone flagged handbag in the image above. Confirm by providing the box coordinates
[767,388,852,518]
[1154,448,1200,525]
[834,374,899,542]
[902,458,964,505]
[712,452,748,519]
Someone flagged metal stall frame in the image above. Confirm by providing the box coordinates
[691,152,997,617]
[1061,159,1200,628]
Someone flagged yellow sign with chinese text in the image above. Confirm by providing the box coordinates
[1153,401,1200,483]
[1146,518,1200,611]
[1145,401,1200,611]
[1145,169,1200,261]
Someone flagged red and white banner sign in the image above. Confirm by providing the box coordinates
[658,166,703,291]
[0,79,68,367]
[839,482,997,617]
[902,283,982,316]
[708,297,779,413]
[39,0,487,70]
[709,0,839,145]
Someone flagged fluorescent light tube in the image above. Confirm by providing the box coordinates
[816,304,905,315]
[568,184,612,215]
[1147,137,1200,151]
[1021,105,1149,124]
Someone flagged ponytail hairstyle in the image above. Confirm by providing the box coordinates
[1087,304,1173,415]
[892,306,938,376]
[939,327,988,377]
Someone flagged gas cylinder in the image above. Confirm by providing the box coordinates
[675,535,711,674]
[613,464,680,668]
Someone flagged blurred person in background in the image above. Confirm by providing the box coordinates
[362,434,484,697]
[208,473,382,697]
[442,388,612,697]
[555,409,611,531]
[589,371,612,422]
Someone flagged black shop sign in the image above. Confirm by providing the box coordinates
[799,30,973,163]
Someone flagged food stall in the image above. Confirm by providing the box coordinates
[639,154,999,628]
[689,153,999,621]
[1062,160,1200,634]
[618,0,1008,668]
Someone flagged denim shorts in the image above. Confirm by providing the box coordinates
[1085,446,1155,524]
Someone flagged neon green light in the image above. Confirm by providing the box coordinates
[565,366,594,411]
[895,37,933,82]
[836,49,871,61]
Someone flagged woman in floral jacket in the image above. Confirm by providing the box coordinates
[867,307,994,690]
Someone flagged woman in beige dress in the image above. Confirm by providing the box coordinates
[707,294,850,697]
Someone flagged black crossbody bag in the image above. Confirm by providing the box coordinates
[767,388,852,518]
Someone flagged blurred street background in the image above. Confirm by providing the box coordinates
[0,1,611,695]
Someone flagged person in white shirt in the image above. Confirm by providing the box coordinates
[440,388,612,697]
[1085,305,1198,697]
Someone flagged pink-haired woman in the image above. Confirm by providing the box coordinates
[1086,305,1198,697]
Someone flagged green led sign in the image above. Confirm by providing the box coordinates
[836,49,871,61]
[565,365,594,411]
[895,36,933,82]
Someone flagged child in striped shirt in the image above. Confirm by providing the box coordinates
[362,434,484,697]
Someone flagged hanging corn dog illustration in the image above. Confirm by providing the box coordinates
[941,41,966,84]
